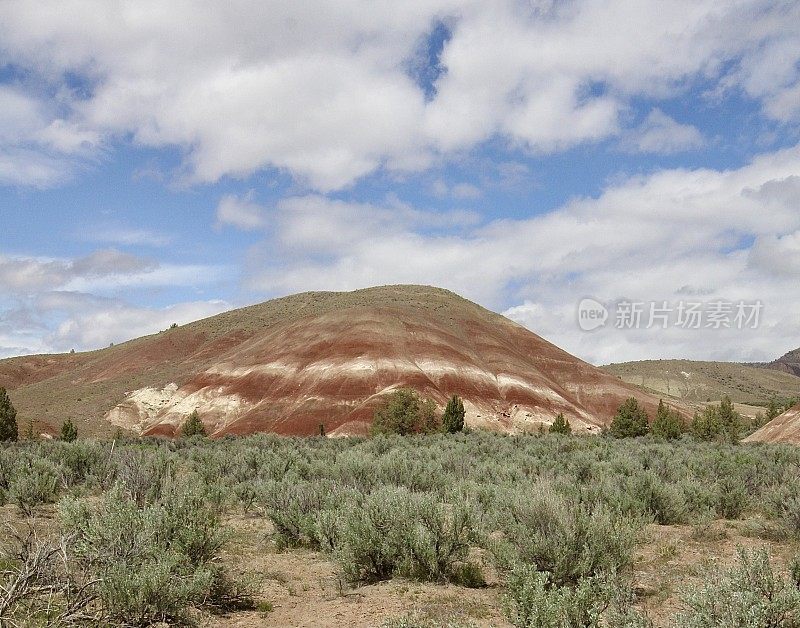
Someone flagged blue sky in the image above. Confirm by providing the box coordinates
[1,1,800,364]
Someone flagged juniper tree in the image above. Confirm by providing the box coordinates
[0,387,18,442]
[181,410,207,437]
[60,419,78,442]
[549,412,571,435]
[442,395,466,433]
[651,400,684,440]
[608,397,649,438]
[372,389,441,435]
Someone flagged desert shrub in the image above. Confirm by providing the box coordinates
[375,447,446,492]
[233,481,259,513]
[372,389,440,435]
[492,483,640,586]
[0,449,13,491]
[115,447,173,505]
[627,470,688,524]
[504,566,649,628]
[335,486,415,583]
[60,478,245,625]
[609,398,649,438]
[676,478,718,519]
[764,481,800,536]
[791,555,800,589]
[9,457,60,515]
[714,474,749,520]
[676,547,800,627]
[405,492,479,582]
[258,478,347,549]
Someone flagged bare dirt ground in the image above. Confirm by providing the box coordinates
[205,515,799,628]
[209,515,510,628]
[3,506,797,627]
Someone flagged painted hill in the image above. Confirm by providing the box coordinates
[1,285,681,437]
[744,404,800,444]
[600,359,800,406]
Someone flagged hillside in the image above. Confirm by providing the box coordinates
[1,285,682,437]
[752,348,800,378]
[600,359,800,406]
[745,403,800,444]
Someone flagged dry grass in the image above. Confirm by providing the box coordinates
[602,358,800,406]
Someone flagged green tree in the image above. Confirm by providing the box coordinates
[181,409,207,437]
[651,399,684,440]
[766,398,781,421]
[0,387,18,442]
[60,419,78,442]
[549,412,572,435]
[608,397,649,438]
[441,395,466,433]
[371,389,440,435]
[690,396,742,442]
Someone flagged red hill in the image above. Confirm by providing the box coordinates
[0,285,680,437]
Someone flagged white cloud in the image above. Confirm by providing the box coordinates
[216,191,267,230]
[0,289,231,356]
[0,250,228,294]
[82,227,172,247]
[620,109,705,154]
[245,143,800,363]
[0,1,798,189]
[48,297,230,351]
[0,85,98,186]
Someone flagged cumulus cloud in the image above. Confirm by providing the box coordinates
[0,84,99,186]
[0,292,230,357]
[216,191,267,230]
[0,249,159,293]
[620,109,705,154]
[0,250,231,353]
[1,1,799,188]
[243,144,800,363]
[47,296,230,351]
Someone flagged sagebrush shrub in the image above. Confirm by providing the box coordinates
[405,492,479,582]
[60,478,246,625]
[628,470,688,525]
[9,457,60,515]
[258,478,346,549]
[335,486,415,582]
[503,566,650,628]
[676,547,800,627]
[492,483,640,586]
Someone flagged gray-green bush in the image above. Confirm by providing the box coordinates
[676,547,800,627]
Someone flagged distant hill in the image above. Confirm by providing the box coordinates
[600,359,800,406]
[0,285,682,438]
[751,347,800,378]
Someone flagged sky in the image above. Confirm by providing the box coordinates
[1,0,800,365]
